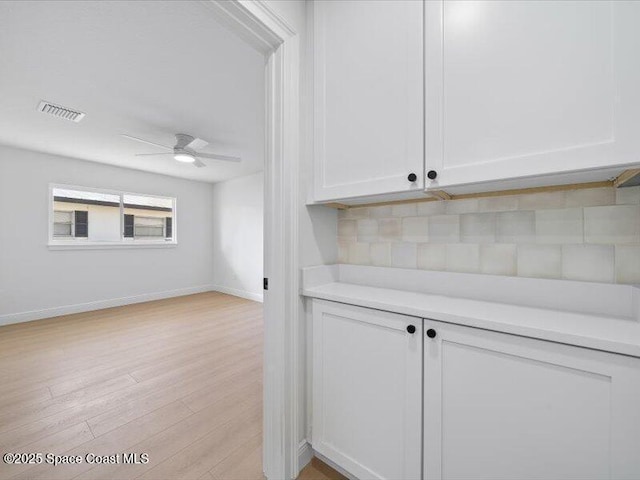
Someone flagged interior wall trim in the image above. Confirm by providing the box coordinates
[211,285,264,303]
[0,284,216,327]
[297,441,313,475]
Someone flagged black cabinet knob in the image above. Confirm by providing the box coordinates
[406,325,416,334]
[427,170,438,180]
[426,328,437,338]
[407,173,417,183]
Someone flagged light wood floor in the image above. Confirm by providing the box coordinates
[0,292,338,480]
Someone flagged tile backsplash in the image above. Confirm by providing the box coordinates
[337,186,640,285]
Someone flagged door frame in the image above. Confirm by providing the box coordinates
[203,1,301,479]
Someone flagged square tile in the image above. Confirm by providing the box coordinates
[391,203,418,217]
[517,245,562,279]
[417,201,445,216]
[535,208,583,244]
[565,187,615,207]
[344,207,370,219]
[562,245,614,283]
[584,205,640,244]
[370,242,391,267]
[402,217,429,242]
[460,213,496,244]
[615,246,640,285]
[518,191,566,210]
[369,206,393,218]
[428,215,460,243]
[445,198,479,214]
[338,239,351,263]
[391,243,417,269]
[378,218,401,241]
[496,211,536,243]
[446,244,480,273]
[478,195,519,213]
[480,244,517,276]
[616,186,640,205]
[356,219,378,242]
[347,242,370,265]
[417,243,446,271]
[338,219,357,238]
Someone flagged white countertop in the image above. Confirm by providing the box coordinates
[302,265,640,358]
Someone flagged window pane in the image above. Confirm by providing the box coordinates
[123,194,172,210]
[52,188,120,241]
[53,188,119,205]
[134,226,164,237]
[53,223,72,236]
[134,216,164,237]
[134,216,164,227]
[123,194,174,240]
[54,210,72,223]
[53,210,72,237]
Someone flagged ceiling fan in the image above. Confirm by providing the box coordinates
[121,133,241,168]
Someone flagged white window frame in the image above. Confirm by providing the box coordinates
[48,183,177,250]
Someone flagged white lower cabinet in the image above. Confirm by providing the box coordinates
[423,319,640,480]
[311,300,640,480]
[311,300,422,480]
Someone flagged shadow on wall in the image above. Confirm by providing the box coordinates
[212,172,264,302]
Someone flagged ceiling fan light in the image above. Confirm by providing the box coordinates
[174,153,195,163]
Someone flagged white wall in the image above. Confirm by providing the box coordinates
[211,171,264,302]
[0,145,215,325]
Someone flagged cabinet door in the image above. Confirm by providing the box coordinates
[423,320,640,480]
[312,300,422,480]
[313,0,424,202]
[425,1,640,189]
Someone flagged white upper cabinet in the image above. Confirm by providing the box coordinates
[425,1,640,190]
[312,300,422,480]
[313,0,424,202]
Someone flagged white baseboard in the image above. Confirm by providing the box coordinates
[313,450,357,480]
[0,285,216,327]
[297,441,313,474]
[211,285,264,303]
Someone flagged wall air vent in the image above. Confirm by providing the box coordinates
[37,100,86,123]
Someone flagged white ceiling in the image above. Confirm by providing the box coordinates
[0,1,265,183]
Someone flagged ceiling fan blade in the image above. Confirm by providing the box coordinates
[197,152,241,163]
[121,134,173,151]
[193,158,206,168]
[186,137,209,151]
[134,153,175,156]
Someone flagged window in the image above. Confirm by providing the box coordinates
[134,216,164,238]
[53,210,73,237]
[49,185,176,247]
[122,194,174,241]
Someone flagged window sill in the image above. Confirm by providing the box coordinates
[48,241,178,251]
